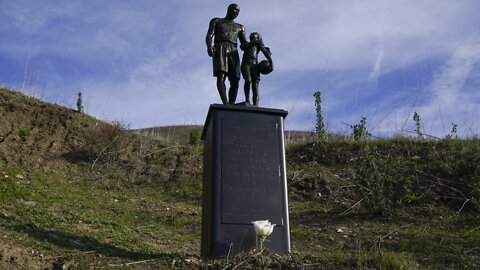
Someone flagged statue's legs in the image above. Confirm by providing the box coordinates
[216,74,228,104]
[252,80,260,106]
[228,79,239,105]
[243,81,251,104]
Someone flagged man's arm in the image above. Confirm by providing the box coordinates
[240,40,254,51]
[206,18,218,57]
[238,25,247,47]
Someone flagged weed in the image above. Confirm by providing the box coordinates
[351,145,417,216]
[313,91,326,138]
[76,91,84,113]
[353,250,418,270]
[413,112,422,138]
[188,129,200,145]
[85,121,131,169]
[400,194,422,205]
[291,226,314,241]
[17,129,30,138]
[351,117,370,140]
[341,139,479,215]
[0,158,6,169]
[445,123,458,139]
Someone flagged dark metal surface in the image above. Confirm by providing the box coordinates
[201,104,291,258]
[220,117,284,225]
[206,4,247,105]
[240,32,273,106]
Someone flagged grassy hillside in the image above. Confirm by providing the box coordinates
[131,126,203,145]
[1,87,479,269]
[131,126,319,145]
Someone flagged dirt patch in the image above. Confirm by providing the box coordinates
[0,240,44,270]
[0,88,92,170]
[0,87,164,177]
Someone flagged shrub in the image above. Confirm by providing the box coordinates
[313,91,325,138]
[351,144,417,216]
[350,139,480,216]
[188,129,200,145]
[76,91,84,113]
[351,117,370,140]
[17,129,31,138]
[85,121,131,168]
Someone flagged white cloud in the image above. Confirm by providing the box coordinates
[234,0,480,74]
[82,53,217,128]
[369,46,385,81]
[1,0,480,136]
[374,42,480,137]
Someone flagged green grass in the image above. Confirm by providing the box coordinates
[0,156,201,267]
[17,129,31,138]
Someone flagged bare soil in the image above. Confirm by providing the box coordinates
[0,241,44,270]
[0,89,90,170]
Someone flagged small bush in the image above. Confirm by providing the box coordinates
[351,117,370,140]
[313,91,326,138]
[17,129,31,138]
[188,129,200,145]
[76,91,84,113]
[353,250,418,270]
[85,121,131,167]
[413,112,422,138]
[349,139,480,216]
[351,145,418,216]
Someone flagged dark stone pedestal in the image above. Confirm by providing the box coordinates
[201,104,291,258]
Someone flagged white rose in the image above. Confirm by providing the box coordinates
[252,220,276,237]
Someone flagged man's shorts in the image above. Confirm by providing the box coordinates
[213,42,241,81]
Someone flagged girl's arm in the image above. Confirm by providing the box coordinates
[259,46,274,70]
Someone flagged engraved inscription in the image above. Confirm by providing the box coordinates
[221,117,284,225]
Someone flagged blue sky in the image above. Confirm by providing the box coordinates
[1,0,480,137]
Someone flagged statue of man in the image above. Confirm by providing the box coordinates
[206,3,247,105]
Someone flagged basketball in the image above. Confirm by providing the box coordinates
[257,60,273,75]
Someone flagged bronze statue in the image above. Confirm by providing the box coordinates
[206,4,247,105]
[240,32,273,106]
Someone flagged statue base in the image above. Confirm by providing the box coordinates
[200,104,291,258]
